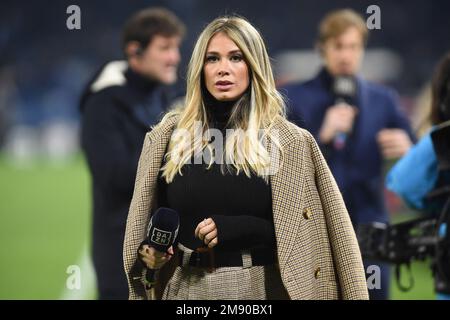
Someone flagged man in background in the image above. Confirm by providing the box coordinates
[281,9,415,299]
[80,7,185,299]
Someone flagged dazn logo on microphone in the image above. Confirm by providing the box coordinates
[150,228,172,246]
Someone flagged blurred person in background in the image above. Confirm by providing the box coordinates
[79,7,185,299]
[281,9,415,299]
[387,52,450,300]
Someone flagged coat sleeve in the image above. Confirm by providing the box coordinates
[306,132,369,300]
[386,131,438,209]
[123,133,154,300]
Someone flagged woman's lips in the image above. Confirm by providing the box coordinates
[215,81,234,91]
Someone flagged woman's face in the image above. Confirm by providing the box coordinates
[203,32,250,101]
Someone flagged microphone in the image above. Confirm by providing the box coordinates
[145,207,180,288]
[332,76,357,150]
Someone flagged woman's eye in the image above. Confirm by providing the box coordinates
[205,56,218,62]
[231,55,243,62]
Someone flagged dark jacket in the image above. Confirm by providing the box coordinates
[80,60,180,299]
[281,68,415,225]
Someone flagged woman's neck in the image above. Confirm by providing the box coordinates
[204,90,237,129]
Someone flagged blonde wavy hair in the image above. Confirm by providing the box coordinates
[161,16,285,183]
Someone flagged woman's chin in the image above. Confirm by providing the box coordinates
[213,93,239,101]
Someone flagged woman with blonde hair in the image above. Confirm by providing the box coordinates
[123,16,369,300]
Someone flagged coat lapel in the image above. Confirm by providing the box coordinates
[142,115,179,219]
[269,117,307,271]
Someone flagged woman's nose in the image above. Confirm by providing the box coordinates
[218,60,230,76]
[218,69,230,76]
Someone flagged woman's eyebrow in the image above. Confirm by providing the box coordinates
[205,49,242,55]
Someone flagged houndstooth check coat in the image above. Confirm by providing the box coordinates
[123,114,369,300]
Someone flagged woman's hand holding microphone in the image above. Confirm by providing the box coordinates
[138,217,218,269]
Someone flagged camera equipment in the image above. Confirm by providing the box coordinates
[357,121,450,293]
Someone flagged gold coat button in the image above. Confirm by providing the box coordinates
[303,208,312,220]
[314,267,321,279]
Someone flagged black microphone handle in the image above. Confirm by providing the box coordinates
[145,268,159,288]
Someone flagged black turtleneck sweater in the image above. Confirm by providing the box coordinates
[157,96,276,254]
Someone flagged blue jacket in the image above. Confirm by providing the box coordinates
[386,131,438,210]
[281,68,415,225]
